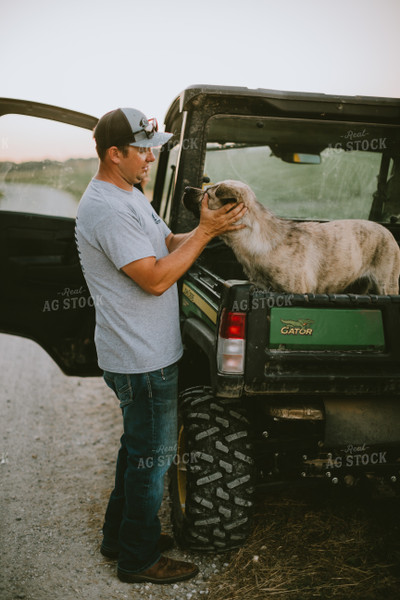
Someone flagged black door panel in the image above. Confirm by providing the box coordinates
[0,98,100,375]
[0,212,99,376]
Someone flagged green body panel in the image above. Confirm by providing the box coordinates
[269,307,385,351]
[181,281,218,331]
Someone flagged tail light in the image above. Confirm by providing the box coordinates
[217,310,246,374]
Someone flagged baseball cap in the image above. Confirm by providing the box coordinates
[94,107,173,150]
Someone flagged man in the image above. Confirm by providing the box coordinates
[75,107,246,585]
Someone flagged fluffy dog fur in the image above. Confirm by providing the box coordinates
[183,179,400,294]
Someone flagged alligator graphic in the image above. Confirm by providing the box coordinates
[280,318,314,328]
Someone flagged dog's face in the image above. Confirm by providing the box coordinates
[182,180,254,218]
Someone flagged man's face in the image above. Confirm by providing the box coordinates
[117,146,155,186]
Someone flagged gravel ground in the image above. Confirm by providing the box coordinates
[0,333,226,600]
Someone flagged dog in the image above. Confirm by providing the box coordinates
[183,179,400,295]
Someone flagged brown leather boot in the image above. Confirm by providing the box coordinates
[117,555,199,584]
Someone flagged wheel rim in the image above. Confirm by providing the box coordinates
[177,425,187,514]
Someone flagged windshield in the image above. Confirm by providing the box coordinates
[204,115,400,222]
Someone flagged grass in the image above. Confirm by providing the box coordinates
[0,157,98,200]
[204,146,381,221]
[0,155,159,203]
[207,484,400,600]
[1,146,381,221]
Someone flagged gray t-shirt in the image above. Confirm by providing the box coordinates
[75,178,183,373]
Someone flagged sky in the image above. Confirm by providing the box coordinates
[1,0,399,160]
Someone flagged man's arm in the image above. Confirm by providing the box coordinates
[122,196,246,296]
[165,231,194,253]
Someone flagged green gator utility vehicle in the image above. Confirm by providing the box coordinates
[1,86,400,553]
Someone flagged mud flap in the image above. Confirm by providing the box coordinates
[324,399,400,446]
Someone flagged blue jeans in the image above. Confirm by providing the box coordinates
[102,363,178,574]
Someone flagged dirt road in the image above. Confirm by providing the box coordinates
[0,334,221,600]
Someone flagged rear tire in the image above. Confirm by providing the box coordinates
[169,386,255,552]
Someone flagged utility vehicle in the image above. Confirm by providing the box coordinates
[1,86,400,551]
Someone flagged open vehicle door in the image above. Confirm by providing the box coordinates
[0,99,100,376]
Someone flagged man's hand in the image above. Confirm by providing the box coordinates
[197,194,247,241]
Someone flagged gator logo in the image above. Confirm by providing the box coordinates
[280,318,314,336]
